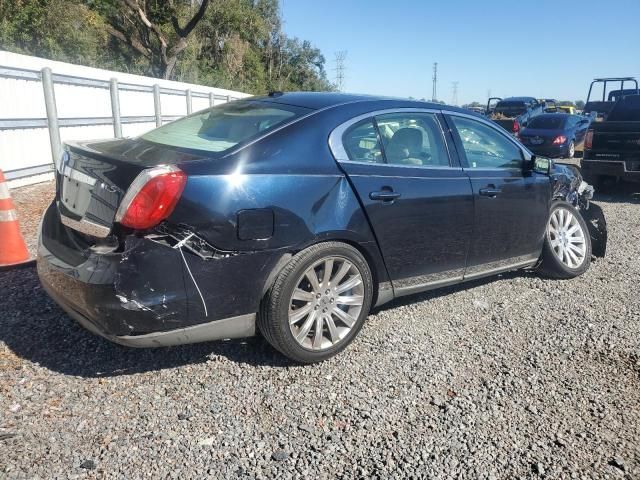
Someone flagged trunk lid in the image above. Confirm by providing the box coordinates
[58,139,205,237]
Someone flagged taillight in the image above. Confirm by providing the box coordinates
[115,166,187,230]
[552,135,567,145]
[584,130,594,149]
[513,120,520,133]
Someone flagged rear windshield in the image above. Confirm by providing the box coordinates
[527,116,566,129]
[141,100,309,153]
[494,102,527,117]
[608,95,640,121]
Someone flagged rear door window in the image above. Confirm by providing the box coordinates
[141,101,309,153]
[374,112,450,167]
[342,119,384,163]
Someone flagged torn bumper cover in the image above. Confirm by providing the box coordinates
[36,203,283,347]
[551,163,608,258]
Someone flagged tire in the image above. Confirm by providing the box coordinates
[537,201,591,279]
[258,242,374,363]
[567,140,575,159]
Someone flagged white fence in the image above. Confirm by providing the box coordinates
[0,51,250,187]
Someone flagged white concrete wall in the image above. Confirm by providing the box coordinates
[0,51,250,187]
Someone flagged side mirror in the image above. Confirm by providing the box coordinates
[533,156,551,174]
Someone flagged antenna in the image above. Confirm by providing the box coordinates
[432,62,438,102]
[451,81,459,106]
[334,51,347,92]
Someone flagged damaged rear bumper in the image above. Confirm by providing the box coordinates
[36,202,282,347]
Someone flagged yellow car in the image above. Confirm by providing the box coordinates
[557,105,576,115]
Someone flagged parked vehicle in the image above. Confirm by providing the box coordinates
[557,105,577,115]
[583,77,639,120]
[38,93,607,363]
[582,93,640,186]
[519,113,591,158]
[488,97,545,135]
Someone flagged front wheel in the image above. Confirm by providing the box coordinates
[258,242,374,363]
[537,201,591,279]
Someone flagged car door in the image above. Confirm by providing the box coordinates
[330,109,474,294]
[444,112,551,279]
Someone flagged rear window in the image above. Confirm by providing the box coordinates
[608,95,640,121]
[494,102,527,117]
[527,116,566,129]
[141,100,309,153]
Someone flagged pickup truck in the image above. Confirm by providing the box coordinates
[583,77,639,120]
[487,96,546,135]
[582,94,640,186]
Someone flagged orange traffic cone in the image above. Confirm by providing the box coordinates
[0,170,31,268]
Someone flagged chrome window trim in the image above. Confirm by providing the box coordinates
[328,108,459,169]
[444,110,534,164]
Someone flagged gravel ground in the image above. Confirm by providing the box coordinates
[1,181,639,479]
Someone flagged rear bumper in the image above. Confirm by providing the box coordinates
[36,202,284,347]
[526,143,569,158]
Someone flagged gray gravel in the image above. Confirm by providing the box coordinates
[1,185,639,479]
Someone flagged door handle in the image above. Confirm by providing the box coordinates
[369,190,401,202]
[479,186,502,197]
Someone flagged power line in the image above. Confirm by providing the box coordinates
[432,62,438,102]
[334,51,347,92]
[451,81,459,106]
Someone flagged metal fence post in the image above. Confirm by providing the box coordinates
[186,89,192,115]
[109,78,122,138]
[209,92,215,107]
[226,95,231,104]
[153,84,162,127]
[41,67,62,169]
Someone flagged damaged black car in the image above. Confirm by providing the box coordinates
[38,93,607,363]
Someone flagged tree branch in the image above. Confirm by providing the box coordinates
[104,24,151,59]
[171,0,209,38]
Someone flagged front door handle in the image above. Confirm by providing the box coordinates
[369,190,401,202]
[479,186,502,197]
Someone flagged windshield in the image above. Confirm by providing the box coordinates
[494,102,527,117]
[141,100,309,153]
[527,116,566,129]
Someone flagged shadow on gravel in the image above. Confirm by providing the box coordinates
[0,267,295,378]
[593,181,640,204]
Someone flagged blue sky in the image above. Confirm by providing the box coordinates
[281,0,640,105]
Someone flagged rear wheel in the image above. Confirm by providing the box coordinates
[567,140,575,159]
[258,242,373,363]
[537,201,591,279]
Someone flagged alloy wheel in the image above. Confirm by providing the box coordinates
[288,256,364,350]
[547,207,586,268]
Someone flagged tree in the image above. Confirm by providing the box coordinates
[0,0,334,93]
[99,0,210,79]
[575,100,585,109]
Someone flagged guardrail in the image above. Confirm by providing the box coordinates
[0,65,241,181]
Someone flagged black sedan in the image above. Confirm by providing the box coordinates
[518,113,591,158]
[38,93,606,363]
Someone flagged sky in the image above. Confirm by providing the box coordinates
[281,0,640,105]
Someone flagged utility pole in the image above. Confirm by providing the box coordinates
[432,62,438,102]
[334,51,347,92]
[451,81,459,106]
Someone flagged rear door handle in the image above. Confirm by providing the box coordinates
[479,186,502,197]
[369,190,401,202]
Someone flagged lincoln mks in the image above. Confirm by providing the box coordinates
[38,93,606,363]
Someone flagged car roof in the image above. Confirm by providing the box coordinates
[250,91,469,113]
